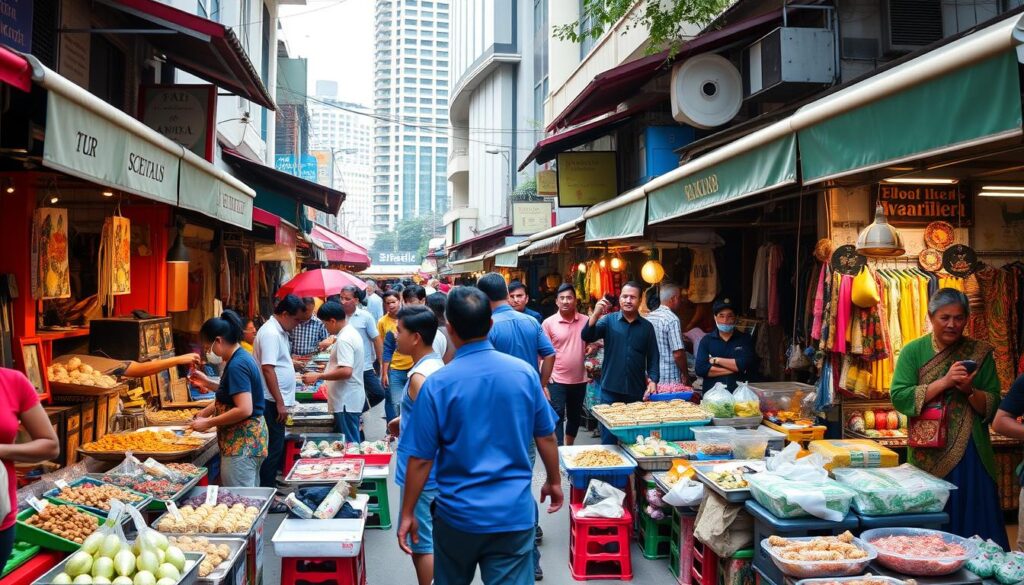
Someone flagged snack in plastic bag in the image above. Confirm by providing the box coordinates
[966,553,995,578]
[732,382,761,417]
[577,480,626,519]
[703,383,736,418]
[749,443,856,521]
[995,552,1024,584]
[832,464,956,515]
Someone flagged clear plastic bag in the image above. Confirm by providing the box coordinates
[577,480,626,519]
[106,452,144,477]
[732,382,761,417]
[703,383,736,418]
[141,458,188,483]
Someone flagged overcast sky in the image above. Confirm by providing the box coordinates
[279,0,374,107]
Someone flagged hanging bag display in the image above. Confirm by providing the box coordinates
[687,248,718,303]
[851,266,880,308]
[908,395,950,449]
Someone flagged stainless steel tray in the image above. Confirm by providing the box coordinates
[88,469,205,505]
[692,460,765,503]
[32,551,206,585]
[284,458,365,484]
[167,536,247,585]
[151,487,276,538]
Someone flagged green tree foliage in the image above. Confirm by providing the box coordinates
[553,0,730,55]
[370,214,445,259]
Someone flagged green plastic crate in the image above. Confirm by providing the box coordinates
[637,511,672,560]
[2,541,39,576]
[15,507,109,552]
[669,540,681,580]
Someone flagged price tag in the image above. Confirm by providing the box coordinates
[27,497,47,513]
[205,485,219,506]
[167,500,183,521]
[54,479,69,489]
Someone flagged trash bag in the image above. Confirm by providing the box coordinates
[703,383,735,418]
[577,480,626,519]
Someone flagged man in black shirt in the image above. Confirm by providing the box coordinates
[694,298,757,391]
[990,373,1024,551]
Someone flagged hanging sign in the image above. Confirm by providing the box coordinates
[536,169,558,196]
[512,201,553,236]
[875,183,972,227]
[555,152,618,207]
[139,85,217,162]
[942,244,979,277]
[0,0,32,52]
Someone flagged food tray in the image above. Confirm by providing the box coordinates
[650,391,694,402]
[860,528,977,576]
[271,495,368,558]
[15,507,119,552]
[558,445,636,489]
[712,415,764,429]
[88,469,207,512]
[593,411,712,442]
[151,487,276,538]
[795,576,911,585]
[176,537,247,585]
[626,442,688,471]
[653,472,677,495]
[692,460,766,503]
[284,458,365,484]
[2,541,40,577]
[31,550,205,585]
[761,536,877,578]
[42,477,152,517]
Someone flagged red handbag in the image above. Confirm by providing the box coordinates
[908,396,949,448]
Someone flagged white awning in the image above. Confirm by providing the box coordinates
[485,243,523,268]
[359,264,424,277]
[520,232,568,256]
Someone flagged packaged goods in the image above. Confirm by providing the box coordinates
[313,481,351,520]
[283,494,314,520]
[832,464,956,515]
[693,427,735,460]
[761,533,875,578]
[808,440,899,471]
[730,430,770,460]
[733,382,761,417]
[747,473,856,520]
[703,383,736,418]
[995,552,1024,584]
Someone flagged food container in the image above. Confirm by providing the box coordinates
[151,487,276,538]
[31,551,206,585]
[88,469,206,512]
[285,458,365,484]
[271,495,368,558]
[808,440,899,471]
[758,425,786,453]
[746,474,856,519]
[748,382,816,416]
[692,460,766,503]
[692,427,735,460]
[860,528,978,576]
[627,439,688,471]
[3,541,40,577]
[832,465,956,516]
[15,507,120,552]
[729,430,770,460]
[42,477,152,517]
[761,536,877,578]
[794,576,911,585]
[558,445,637,489]
[712,415,763,429]
[650,390,694,402]
[178,537,247,585]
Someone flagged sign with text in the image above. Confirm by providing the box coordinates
[512,201,553,236]
[875,183,972,226]
[375,250,420,265]
[274,154,318,183]
[139,85,217,161]
[0,0,32,52]
[536,169,558,196]
[555,152,618,207]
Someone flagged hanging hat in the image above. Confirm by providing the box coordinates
[813,239,833,263]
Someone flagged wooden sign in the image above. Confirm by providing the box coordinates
[875,183,972,226]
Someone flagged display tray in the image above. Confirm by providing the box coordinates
[271,495,368,558]
[151,487,276,538]
[88,469,206,510]
[692,460,766,503]
[592,411,712,442]
[285,458,365,484]
[653,472,678,495]
[15,507,117,553]
[49,380,125,396]
[79,428,216,462]
[868,563,982,585]
[42,477,152,517]
[31,550,205,585]
[626,441,689,471]
[712,415,764,429]
[170,536,247,585]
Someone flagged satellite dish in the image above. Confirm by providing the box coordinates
[670,54,743,128]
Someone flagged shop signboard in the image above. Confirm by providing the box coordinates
[310,150,333,186]
[536,169,558,196]
[178,161,254,230]
[139,85,217,162]
[274,154,318,183]
[375,250,419,265]
[512,201,553,236]
[0,0,32,52]
[555,152,618,207]
[874,183,972,226]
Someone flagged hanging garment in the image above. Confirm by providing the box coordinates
[750,244,770,312]
[767,244,783,326]
[688,248,718,303]
[834,274,853,354]
[811,263,828,341]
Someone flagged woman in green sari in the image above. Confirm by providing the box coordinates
[890,288,1008,548]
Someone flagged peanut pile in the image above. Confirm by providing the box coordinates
[25,505,100,543]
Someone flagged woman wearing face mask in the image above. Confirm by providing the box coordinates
[694,298,758,392]
[189,310,268,487]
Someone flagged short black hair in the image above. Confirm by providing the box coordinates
[476,273,509,302]
[274,294,303,316]
[426,292,447,323]
[317,301,346,322]
[325,294,341,304]
[392,283,405,293]
[622,281,644,295]
[402,284,426,302]
[397,305,438,346]
[383,290,401,302]
[556,283,575,296]
[200,310,245,344]
[446,286,492,340]
[508,281,527,294]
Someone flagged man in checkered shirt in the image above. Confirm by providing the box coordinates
[645,283,689,386]
[289,297,329,357]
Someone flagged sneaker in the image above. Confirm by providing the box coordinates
[534,565,543,581]
[535,525,543,545]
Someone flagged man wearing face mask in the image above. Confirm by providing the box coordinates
[694,298,757,392]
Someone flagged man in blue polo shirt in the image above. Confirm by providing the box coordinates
[398,286,563,585]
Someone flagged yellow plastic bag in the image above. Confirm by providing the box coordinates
[851,266,880,308]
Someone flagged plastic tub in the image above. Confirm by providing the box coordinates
[860,527,977,576]
[760,536,877,578]
[558,445,637,489]
[712,415,763,429]
[730,430,770,460]
[650,390,695,402]
[748,382,816,416]
[795,576,911,585]
[692,427,735,460]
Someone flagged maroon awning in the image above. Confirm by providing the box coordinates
[546,9,787,131]
[309,224,371,269]
[0,47,30,92]
[222,147,345,215]
[97,0,276,110]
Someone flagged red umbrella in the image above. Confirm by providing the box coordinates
[275,269,366,298]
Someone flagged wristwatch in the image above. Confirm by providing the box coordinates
[711,357,718,366]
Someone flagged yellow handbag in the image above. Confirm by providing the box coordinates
[851,266,880,308]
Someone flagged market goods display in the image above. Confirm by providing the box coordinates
[628,436,684,458]
[730,431,770,459]
[746,474,856,519]
[344,440,391,455]
[965,537,1024,582]
[101,476,187,500]
[832,465,955,515]
[155,503,261,534]
[82,431,206,454]
[808,440,899,471]
[592,400,710,426]
[300,440,346,459]
[53,483,144,511]
[47,358,118,388]
[182,492,264,508]
[287,458,364,482]
[705,469,750,490]
[569,449,627,468]
[164,464,201,477]
[762,533,875,578]
[24,505,99,544]
[145,409,201,424]
[798,577,903,585]
[49,529,193,585]
[702,383,736,418]
[845,409,907,438]
[167,537,233,578]
[693,427,735,460]
[750,383,815,425]
[733,382,762,417]
[862,528,976,576]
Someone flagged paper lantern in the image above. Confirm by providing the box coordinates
[610,256,624,272]
[641,260,665,284]
[599,258,607,269]
[166,223,190,312]
[577,262,587,274]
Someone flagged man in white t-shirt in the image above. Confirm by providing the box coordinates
[302,301,366,443]
[255,294,303,489]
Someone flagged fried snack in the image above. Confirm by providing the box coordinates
[570,449,627,468]
[767,532,868,562]
[592,400,710,426]
[25,505,100,543]
[54,483,143,511]
[82,430,205,453]
[146,408,202,423]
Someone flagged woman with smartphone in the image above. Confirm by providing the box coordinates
[890,288,1007,547]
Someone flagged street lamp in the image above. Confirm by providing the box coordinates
[486,147,512,224]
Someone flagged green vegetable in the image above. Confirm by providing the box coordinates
[99,534,122,559]
[52,573,73,585]
[164,547,185,573]
[92,557,115,580]
[73,576,93,585]
[81,533,105,556]
[114,550,136,577]
[132,571,156,585]
[66,551,94,577]
[136,551,159,575]
[156,564,179,582]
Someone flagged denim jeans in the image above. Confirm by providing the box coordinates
[548,382,587,446]
[259,402,285,488]
[222,454,264,487]
[387,368,410,419]
[433,514,535,585]
[363,369,386,411]
[333,410,362,443]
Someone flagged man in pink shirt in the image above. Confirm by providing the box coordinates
[542,283,590,446]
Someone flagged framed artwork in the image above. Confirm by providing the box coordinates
[16,337,50,401]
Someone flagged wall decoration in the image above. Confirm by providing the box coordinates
[32,207,70,300]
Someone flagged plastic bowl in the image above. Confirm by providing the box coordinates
[730,430,770,460]
[795,577,911,585]
[860,527,977,576]
[761,536,877,578]
[692,427,735,460]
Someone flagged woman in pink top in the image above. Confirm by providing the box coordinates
[0,368,60,566]
[542,284,591,445]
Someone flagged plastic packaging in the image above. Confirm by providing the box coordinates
[729,430,770,460]
[733,382,761,417]
[966,552,996,578]
[807,440,899,471]
[703,383,736,418]
[761,536,876,578]
[577,479,626,519]
[692,427,735,460]
[995,552,1024,584]
[749,443,855,521]
[284,493,314,520]
[313,481,351,520]
[860,527,977,576]
[832,464,956,515]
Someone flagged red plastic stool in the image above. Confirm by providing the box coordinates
[571,477,636,510]
[568,503,633,581]
[280,548,366,585]
[676,512,696,585]
[282,437,303,476]
[691,534,719,585]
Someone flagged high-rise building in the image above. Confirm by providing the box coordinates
[372,0,452,233]
[308,95,376,247]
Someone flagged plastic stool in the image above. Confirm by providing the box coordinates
[637,504,672,560]
[692,535,719,585]
[568,503,633,581]
[671,507,697,584]
[357,477,391,529]
[570,478,636,511]
[282,437,303,476]
[745,500,858,585]
[281,549,366,585]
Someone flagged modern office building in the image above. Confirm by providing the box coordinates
[372,0,452,233]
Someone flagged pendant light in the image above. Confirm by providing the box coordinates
[641,247,665,284]
[610,255,624,272]
[856,204,905,257]
[166,220,190,312]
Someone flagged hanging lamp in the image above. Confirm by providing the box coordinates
[641,246,665,284]
[856,204,905,257]
[610,254,624,272]
[166,220,190,312]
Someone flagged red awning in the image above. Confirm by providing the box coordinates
[546,9,787,131]
[309,225,372,268]
[96,0,276,110]
[222,147,345,215]
[254,208,300,247]
[0,47,30,92]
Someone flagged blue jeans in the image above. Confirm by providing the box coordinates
[399,487,439,554]
[221,454,264,487]
[333,410,362,443]
[386,368,410,420]
[433,514,535,585]
[600,389,640,444]
[259,402,285,488]
[363,369,386,411]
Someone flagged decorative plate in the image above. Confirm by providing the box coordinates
[830,244,867,276]
[942,244,978,277]
[924,221,956,250]
[918,248,943,272]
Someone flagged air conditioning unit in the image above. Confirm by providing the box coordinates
[881,0,943,55]
[743,27,835,102]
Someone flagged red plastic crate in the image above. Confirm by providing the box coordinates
[281,549,366,585]
[691,532,719,585]
[0,550,65,584]
[568,503,633,581]
[282,437,303,476]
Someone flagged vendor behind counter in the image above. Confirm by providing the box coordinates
[694,298,758,391]
[51,353,200,379]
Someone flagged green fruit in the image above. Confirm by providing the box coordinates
[65,551,93,577]
[156,564,179,581]
[136,551,159,575]
[133,571,156,585]
[114,550,136,577]
[92,557,115,580]
[112,577,134,585]
[52,573,73,585]
[155,580,175,585]
[93,578,111,585]
[164,546,185,572]
[73,575,93,585]
[99,534,122,559]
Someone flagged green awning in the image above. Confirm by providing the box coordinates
[799,50,1023,184]
[495,250,519,267]
[585,197,646,242]
[647,134,797,224]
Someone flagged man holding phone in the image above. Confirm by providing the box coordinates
[581,282,660,444]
